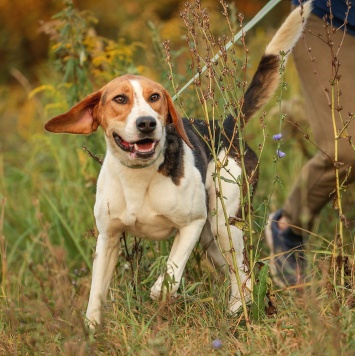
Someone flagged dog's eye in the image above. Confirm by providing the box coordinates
[113,95,127,104]
[149,93,160,102]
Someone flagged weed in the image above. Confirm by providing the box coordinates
[1,0,355,354]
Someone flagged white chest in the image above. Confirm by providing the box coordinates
[94,157,207,241]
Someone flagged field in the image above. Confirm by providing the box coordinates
[1,1,355,354]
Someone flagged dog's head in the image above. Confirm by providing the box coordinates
[45,74,193,164]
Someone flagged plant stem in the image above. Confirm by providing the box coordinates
[215,161,251,332]
[331,82,345,297]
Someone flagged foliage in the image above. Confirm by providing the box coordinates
[0,0,287,84]
[0,0,355,354]
[34,0,142,113]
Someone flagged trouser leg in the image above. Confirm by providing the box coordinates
[283,14,355,233]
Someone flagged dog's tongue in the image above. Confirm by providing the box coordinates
[120,139,130,150]
[134,141,155,153]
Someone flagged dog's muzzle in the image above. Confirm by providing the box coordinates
[113,133,159,159]
[113,116,160,159]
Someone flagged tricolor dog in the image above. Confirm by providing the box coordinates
[45,3,311,327]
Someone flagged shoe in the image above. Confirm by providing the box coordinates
[265,210,306,287]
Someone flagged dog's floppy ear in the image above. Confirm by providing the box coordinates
[45,91,102,134]
[164,90,194,149]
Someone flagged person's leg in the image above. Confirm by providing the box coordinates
[282,14,355,233]
[267,13,355,286]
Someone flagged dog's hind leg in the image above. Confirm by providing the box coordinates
[206,152,251,313]
[200,220,227,270]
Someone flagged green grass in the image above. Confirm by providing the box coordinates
[1,2,355,354]
[1,66,355,355]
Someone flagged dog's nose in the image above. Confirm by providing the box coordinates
[136,116,157,133]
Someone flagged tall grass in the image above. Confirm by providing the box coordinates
[1,0,355,354]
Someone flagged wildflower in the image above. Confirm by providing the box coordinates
[276,150,286,158]
[211,339,223,349]
[273,133,283,140]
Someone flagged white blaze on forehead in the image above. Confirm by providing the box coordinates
[129,79,158,117]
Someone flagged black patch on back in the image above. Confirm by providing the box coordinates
[159,117,258,217]
[182,118,211,183]
[158,124,185,185]
[158,119,211,187]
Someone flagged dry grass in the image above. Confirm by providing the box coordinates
[1,1,355,354]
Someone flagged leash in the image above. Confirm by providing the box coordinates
[172,0,282,101]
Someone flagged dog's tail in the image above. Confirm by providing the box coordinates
[239,1,312,124]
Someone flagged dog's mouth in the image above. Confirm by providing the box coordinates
[113,132,159,159]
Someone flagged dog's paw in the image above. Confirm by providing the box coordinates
[150,275,164,299]
[85,319,99,332]
[150,275,179,300]
[85,310,101,332]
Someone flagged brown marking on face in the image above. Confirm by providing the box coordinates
[139,80,169,120]
[97,75,192,147]
[44,74,193,149]
[96,76,135,131]
[94,75,165,132]
[100,90,108,106]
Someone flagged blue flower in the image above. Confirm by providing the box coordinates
[276,149,286,158]
[212,339,223,349]
[273,133,283,140]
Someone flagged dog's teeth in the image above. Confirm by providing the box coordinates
[134,142,154,152]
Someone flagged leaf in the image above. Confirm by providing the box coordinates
[229,217,249,231]
[219,176,237,184]
[251,263,269,323]
[339,131,350,139]
[184,282,203,294]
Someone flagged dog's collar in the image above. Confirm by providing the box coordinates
[119,148,164,169]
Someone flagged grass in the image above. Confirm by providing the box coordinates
[1,1,355,354]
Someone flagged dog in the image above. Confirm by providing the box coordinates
[45,3,311,327]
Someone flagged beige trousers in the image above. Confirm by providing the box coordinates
[283,13,355,233]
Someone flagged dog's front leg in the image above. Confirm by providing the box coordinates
[150,218,205,299]
[86,232,121,328]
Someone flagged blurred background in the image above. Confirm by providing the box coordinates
[0,0,290,85]
[0,0,291,156]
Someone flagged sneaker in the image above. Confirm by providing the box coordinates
[265,209,306,287]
